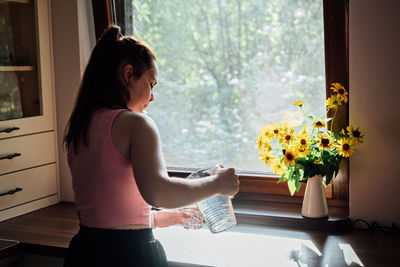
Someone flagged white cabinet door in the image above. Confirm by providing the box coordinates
[0,0,54,139]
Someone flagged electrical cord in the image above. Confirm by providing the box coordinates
[351,219,399,233]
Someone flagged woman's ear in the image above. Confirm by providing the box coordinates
[122,64,135,86]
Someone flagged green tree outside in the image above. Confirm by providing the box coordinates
[123,0,326,172]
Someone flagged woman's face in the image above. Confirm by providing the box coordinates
[126,61,158,113]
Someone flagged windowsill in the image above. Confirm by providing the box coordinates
[232,199,351,232]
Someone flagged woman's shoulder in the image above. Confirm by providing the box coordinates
[111,111,160,157]
[117,110,155,126]
[115,110,159,136]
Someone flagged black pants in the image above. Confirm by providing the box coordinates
[64,225,168,267]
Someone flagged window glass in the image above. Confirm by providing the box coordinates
[0,1,40,121]
[122,0,326,172]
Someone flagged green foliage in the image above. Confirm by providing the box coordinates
[294,152,342,187]
[275,139,343,196]
[278,164,304,195]
[125,0,326,170]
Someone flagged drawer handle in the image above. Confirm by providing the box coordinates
[0,187,23,197]
[0,127,20,133]
[0,153,22,160]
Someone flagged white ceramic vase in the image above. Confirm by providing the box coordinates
[301,175,328,218]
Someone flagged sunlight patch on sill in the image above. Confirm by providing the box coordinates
[154,226,328,266]
[339,243,364,266]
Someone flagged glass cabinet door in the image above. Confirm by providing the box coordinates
[0,0,40,121]
[0,0,54,138]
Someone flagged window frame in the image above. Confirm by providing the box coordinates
[92,0,349,208]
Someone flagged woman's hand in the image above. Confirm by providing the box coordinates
[153,210,192,228]
[213,166,240,197]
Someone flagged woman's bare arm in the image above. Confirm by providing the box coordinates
[123,112,239,209]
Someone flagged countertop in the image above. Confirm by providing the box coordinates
[0,202,399,266]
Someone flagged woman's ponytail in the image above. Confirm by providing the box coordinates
[96,25,121,49]
[64,25,156,153]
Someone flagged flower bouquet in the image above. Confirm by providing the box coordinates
[257,83,364,196]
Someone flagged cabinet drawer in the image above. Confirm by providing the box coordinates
[0,132,56,175]
[0,164,57,211]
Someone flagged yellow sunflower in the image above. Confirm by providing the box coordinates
[270,122,282,138]
[296,145,311,157]
[330,82,348,103]
[326,94,342,109]
[294,127,311,156]
[258,126,273,145]
[316,133,335,150]
[279,121,291,133]
[259,150,275,165]
[279,128,295,148]
[299,126,309,136]
[270,158,285,175]
[336,137,355,157]
[313,119,326,129]
[294,100,305,107]
[259,125,269,137]
[283,147,297,166]
[330,82,343,91]
[257,134,269,151]
[347,125,364,144]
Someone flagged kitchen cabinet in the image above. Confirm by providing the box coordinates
[0,0,58,222]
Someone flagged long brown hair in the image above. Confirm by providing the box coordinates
[63,26,156,153]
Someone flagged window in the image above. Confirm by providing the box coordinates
[117,0,326,174]
[93,0,349,205]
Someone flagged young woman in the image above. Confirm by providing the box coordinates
[63,26,239,267]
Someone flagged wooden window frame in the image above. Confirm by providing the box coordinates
[91,0,114,41]
[92,0,349,208]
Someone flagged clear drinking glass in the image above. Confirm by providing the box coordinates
[180,206,203,230]
[186,167,237,233]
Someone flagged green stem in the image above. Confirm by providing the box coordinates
[300,106,307,117]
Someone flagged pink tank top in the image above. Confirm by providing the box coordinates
[67,108,152,228]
